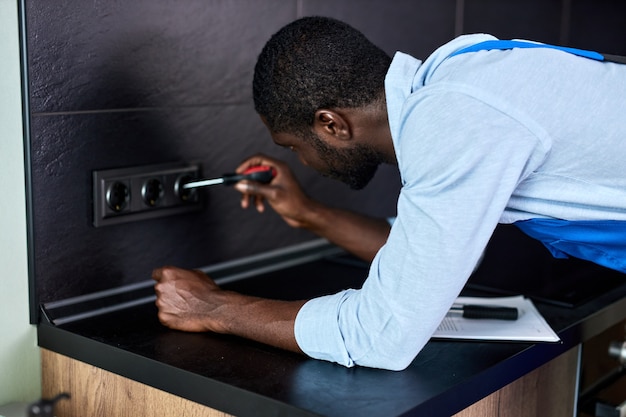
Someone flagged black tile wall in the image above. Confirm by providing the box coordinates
[25,0,626,305]
[569,0,626,55]
[25,0,406,304]
[300,0,458,57]
[29,102,402,302]
[26,0,295,113]
[463,0,564,43]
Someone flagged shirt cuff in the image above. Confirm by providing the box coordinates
[294,290,356,367]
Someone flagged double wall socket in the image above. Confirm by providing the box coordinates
[93,162,202,227]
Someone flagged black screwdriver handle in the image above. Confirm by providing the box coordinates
[222,166,276,186]
[462,305,519,320]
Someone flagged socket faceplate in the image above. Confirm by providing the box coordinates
[93,162,202,227]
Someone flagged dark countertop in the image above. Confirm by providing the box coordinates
[37,227,626,417]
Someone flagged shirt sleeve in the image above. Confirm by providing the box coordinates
[295,90,550,370]
[294,291,357,367]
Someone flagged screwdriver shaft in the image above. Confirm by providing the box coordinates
[181,166,276,190]
[182,178,225,189]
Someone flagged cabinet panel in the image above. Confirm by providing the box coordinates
[41,349,232,417]
[454,346,579,417]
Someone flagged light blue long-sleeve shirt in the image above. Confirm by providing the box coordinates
[294,34,626,370]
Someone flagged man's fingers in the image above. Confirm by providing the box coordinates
[235,182,268,212]
[255,196,265,212]
[235,153,277,174]
[152,265,178,280]
[234,181,258,194]
[240,193,250,209]
[152,267,163,281]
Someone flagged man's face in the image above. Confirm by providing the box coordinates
[272,130,383,190]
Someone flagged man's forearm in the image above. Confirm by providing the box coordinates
[153,266,307,353]
[216,291,307,352]
[302,202,391,262]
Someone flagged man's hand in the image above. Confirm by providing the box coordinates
[152,265,306,353]
[152,266,233,333]
[234,154,319,229]
[233,154,391,262]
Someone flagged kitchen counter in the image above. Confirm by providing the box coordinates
[37,228,626,417]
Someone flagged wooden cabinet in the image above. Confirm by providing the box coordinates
[41,349,231,417]
[454,347,579,417]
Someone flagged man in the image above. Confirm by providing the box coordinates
[153,17,626,371]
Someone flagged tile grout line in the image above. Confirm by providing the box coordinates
[32,102,250,117]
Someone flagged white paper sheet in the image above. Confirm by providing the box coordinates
[433,295,560,342]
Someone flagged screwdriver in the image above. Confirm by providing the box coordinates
[182,165,276,189]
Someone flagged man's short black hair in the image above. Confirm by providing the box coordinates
[253,16,392,136]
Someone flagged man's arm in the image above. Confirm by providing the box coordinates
[152,155,389,355]
[298,203,391,262]
[233,154,391,262]
[152,266,306,352]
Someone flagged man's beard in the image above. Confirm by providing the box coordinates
[307,133,383,190]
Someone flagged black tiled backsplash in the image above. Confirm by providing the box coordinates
[26,0,296,113]
[25,0,626,306]
[569,0,626,55]
[28,103,401,303]
[299,0,458,57]
[464,0,563,43]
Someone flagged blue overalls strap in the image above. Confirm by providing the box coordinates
[449,39,626,63]
[452,40,626,274]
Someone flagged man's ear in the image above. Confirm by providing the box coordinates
[313,109,352,142]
